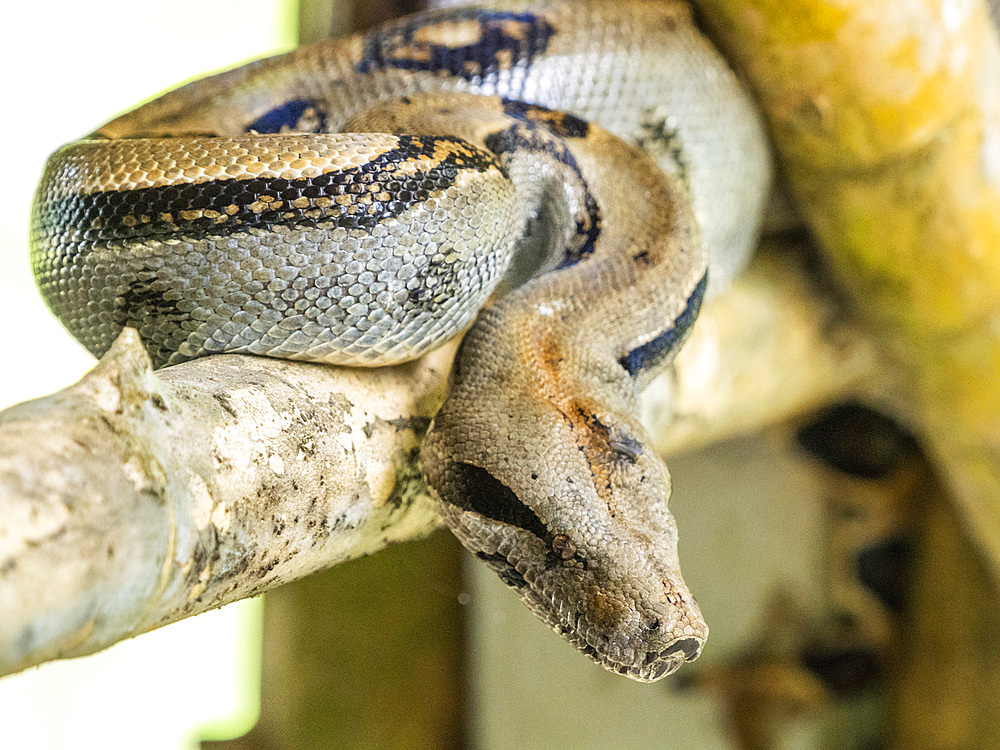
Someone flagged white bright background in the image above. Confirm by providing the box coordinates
[0,3,296,748]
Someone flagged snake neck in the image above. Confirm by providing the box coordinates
[421,100,709,681]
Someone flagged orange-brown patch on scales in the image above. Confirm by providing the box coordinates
[525,328,624,504]
[412,19,484,47]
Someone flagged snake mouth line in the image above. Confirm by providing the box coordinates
[558,605,703,682]
[440,498,705,682]
[504,550,705,682]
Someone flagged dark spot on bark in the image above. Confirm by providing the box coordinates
[213,392,238,417]
[257,557,280,577]
[227,555,250,578]
[185,525,221,587]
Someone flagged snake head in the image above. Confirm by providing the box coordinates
[422,333,708,681]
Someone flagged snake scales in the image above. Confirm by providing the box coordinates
[31,1,771,681]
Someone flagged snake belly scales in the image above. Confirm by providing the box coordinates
[31,0,771,681]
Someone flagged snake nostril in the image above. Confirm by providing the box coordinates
[647,618,661,631]
[661,637,702,662]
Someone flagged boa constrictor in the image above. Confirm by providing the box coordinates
[31,0,771,681]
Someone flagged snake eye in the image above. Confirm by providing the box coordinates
[609,431,643,462]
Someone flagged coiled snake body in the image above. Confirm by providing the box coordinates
[31,1,770,681]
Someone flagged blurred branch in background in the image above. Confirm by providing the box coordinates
[696,0,1000,585]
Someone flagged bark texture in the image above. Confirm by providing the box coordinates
[0,329,454,676]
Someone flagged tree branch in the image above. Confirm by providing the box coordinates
[0,330,454,676]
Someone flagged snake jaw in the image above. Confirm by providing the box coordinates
[562,596,705,682]
[422,300,709,682]
[531,544,706,682]
[437,494,707,682]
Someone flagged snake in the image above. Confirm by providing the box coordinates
[30,0,771,681]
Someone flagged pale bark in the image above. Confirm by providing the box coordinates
[0,329,454,676]
[0,244,873,678]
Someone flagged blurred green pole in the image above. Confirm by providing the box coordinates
[205,531,467,750]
